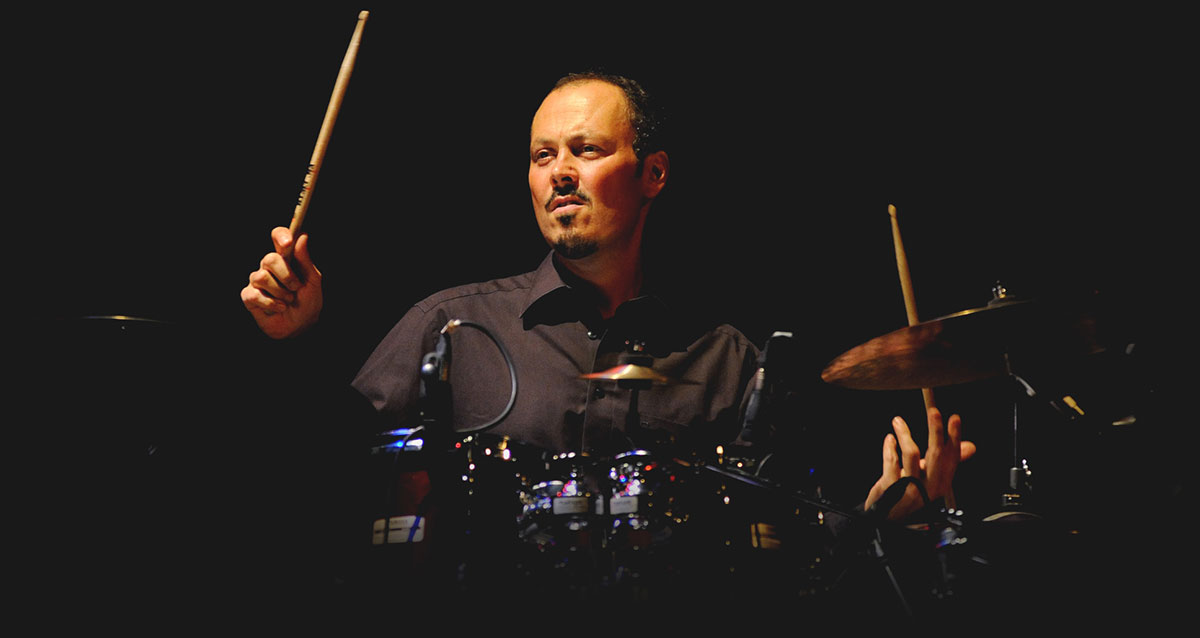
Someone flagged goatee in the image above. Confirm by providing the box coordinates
[553,234,599,260]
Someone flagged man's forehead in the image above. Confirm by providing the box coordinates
[530,81,633,141]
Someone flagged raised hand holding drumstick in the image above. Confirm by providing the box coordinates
[863,205,977,519]
[241,12,367,339]
[242,226,324,339]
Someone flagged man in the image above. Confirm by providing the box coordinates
[241,71,968,524]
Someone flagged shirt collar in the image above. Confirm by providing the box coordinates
[520,252,571,320]
[520,251,686,352]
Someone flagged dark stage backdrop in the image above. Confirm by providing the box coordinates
[17,5,1189,624]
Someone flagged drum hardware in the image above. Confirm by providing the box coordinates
[582,345,697,452]
[580,363,693,385]
[740,331,796,449]
[418,319,518,443]
[1002,366,1034,509]
[699,460,858,521]
[821,273,1125,509]
[587,345,844,599]
[362,318,521,596]
[817,218,1121,616]
[605,449,681,552]
[819,294,1098,392]
[815,270,1159,618]
[413,317,519,538]
[990,283,1042,511]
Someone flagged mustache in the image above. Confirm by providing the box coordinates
[545,185,590,211]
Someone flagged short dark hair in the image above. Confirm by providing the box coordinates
[552,71,666,163]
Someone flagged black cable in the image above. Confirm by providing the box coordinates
[443,319,519,433]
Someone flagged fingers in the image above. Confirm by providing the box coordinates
[881,433,900,482]
[252,253,299,301]
[919,408,973,464]
[892,416,921,477]
[246,228,315,311]
[271,226,294,256]
[866,432,900,510]
[242,271,290,314]
[241,227,324,339]
[945,412,963,463]
[291,233,322,284]
[878,410,973,516]
[926,406,945,453]
[935,411,975,461]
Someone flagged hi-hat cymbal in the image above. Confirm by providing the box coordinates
[821,298,1103,391]
[581,364,697,386]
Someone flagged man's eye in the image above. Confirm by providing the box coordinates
[533,150,554,163]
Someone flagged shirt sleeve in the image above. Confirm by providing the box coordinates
[350,303,450,429]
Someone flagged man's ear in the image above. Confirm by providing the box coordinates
[642,151,669,198]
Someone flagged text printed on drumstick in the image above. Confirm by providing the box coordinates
[296,163,314,206]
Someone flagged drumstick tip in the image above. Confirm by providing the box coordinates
[359,10,369,19]
[888,203,897,217]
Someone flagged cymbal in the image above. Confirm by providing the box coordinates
[581,364,697,386]
[58,315,176,330]
[821,298,1103,390]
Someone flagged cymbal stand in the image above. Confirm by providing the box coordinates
[1004,371,1036,508]
[992,283,1035,509]
[872,528,915,617]
[617,342,653,449]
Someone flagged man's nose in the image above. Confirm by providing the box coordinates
[551,153,578,187]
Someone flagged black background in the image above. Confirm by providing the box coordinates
[16,4,1191,625]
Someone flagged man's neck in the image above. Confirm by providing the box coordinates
[554,247,644,319]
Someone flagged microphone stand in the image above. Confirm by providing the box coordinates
[418,325,454,449]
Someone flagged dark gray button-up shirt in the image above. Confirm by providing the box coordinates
[352,252,759,455]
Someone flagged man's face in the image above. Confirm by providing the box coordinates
[528,81,647,260]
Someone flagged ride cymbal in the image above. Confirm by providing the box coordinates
[821,298,1103,390]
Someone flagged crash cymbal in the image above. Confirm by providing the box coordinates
[821,298,1103,391]
[581,364,697,386]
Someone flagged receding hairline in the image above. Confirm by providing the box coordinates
[530,79,636,131]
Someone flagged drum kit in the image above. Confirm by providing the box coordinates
[361,276,1146,615]
[41,272,1151,619]
[39,206,1151,619]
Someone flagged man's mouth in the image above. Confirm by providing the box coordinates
[547,191,588,212]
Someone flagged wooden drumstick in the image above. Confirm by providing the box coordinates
[283,10,369,257]
[889,204,936,413]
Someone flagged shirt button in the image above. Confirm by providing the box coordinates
[592,386,606,399]
[586,330,600,340]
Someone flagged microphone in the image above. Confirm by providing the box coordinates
[740,331,793,444]
[418,320,460,439]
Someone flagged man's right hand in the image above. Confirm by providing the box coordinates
[241,227,323,339]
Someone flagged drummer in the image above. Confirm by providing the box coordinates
[241,71,971,521]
